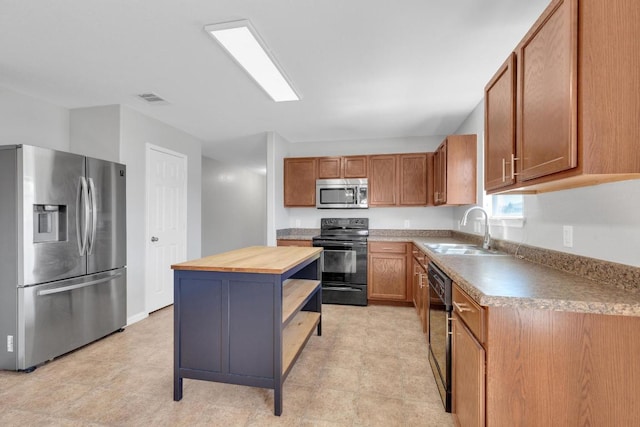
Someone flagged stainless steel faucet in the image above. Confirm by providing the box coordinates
[460,206,491,249]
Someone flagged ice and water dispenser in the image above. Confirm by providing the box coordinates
[33,204,67,243]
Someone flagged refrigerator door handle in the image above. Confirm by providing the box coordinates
[76,176,89,256]
[87,177,98,255]
[36,272,123,296]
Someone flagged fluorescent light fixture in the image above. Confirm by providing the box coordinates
[205,20,300,102]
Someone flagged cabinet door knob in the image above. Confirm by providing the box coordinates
[151,236,159,242]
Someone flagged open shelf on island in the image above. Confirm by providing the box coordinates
[282,311,321,375]
[282,279,321,326]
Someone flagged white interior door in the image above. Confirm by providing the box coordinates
[145,144,187,312]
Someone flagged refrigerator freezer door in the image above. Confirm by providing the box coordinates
[17,268,126,370]
[86,157,126,273]
[21,145,87,286]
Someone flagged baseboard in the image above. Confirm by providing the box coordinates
[126,311,149,326]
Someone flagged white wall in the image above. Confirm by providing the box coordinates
[69,105,121,162]
[0,86,69,150]
[120,106,202,320]
[455,100,640,267]
[289,135,444,157]
[287,206,455,231]
[267,132,291,244]
[202,156,266,255]
[281,135,456,231]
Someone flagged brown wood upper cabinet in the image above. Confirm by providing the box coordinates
[485,53,517,192]
[317,157,342,179]
[343,156,368,178]
[368,155,398,206]
[285,152,430,208]
[433,135,477,206]
[485,0,640,194]
[283,157,317,207]
[369,153,430,206]
[317,155,368,179]
[399,153,429,206]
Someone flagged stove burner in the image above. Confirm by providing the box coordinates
[315,217,369,238]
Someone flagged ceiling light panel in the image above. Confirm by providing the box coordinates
[205,20,300,102]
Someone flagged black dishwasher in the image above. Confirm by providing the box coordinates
[427,261,453,412]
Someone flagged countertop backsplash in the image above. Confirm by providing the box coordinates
[276,228,318,239]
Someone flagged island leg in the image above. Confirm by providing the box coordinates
[275,383,282,416]
[316,287,322,336]
[174,274,183,401]
[174,375,183,401]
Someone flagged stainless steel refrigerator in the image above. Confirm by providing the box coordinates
[0,144,126,371]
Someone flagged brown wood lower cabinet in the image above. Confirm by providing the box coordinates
[276,239,312,247]
[367,241,411,302]
[412,245,429,333]
[452,319,484,427]
[452,284,485,427]
[452,283,640,426]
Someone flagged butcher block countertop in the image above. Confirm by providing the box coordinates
[171,246,322,274]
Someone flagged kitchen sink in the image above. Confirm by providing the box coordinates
[423,243,508,256]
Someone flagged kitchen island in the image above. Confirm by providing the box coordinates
[171,246,323,416]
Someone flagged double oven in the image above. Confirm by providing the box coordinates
[427,261,453,412]
[312,218,368,306]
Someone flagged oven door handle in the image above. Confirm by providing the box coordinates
[323,286,363,292]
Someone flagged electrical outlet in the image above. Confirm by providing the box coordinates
[563,225,573,247]
[7,335,13,352]
[295,219,301,228]
[404,219,410,229]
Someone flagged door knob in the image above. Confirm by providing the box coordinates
[151,236,159,242]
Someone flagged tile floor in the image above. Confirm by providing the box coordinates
[0,304,453,426]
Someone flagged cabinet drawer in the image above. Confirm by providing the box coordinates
[369,241,407,254]
[277,239,312,247]
[411,245,428,266]
[453,284,485,344]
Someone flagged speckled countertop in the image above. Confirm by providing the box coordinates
[408,237,640,317]
[278,229,640,317]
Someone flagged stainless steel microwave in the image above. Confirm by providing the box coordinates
[316,178,368,209]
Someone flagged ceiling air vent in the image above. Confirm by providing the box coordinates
[136,92,168,104]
